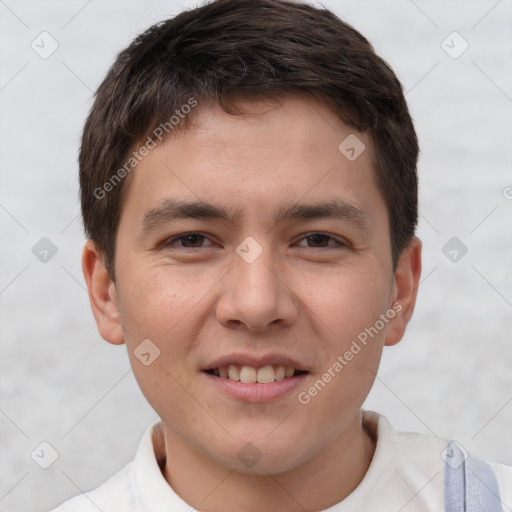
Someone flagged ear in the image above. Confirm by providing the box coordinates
[384,237,422,347]
[82,240,125,345]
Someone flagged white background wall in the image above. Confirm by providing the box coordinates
[0,0,511,510]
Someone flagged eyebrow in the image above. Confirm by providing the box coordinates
[141,200,242,231]
[140,198,371,233]
[273,200,370,229]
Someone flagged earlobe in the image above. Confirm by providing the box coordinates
[384,237,422,347]
[82,241,125,345]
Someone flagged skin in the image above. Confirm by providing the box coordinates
[83,96,421,512]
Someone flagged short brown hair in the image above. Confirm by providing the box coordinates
[80,0,418,279]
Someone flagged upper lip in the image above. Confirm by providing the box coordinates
[204,353,309,372]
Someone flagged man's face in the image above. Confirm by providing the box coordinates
[109,97,407,473]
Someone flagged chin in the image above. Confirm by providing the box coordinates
[213,435,312,475]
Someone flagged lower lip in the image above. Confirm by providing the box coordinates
[202,372,308,402]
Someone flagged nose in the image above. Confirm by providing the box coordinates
[216,244,298,332]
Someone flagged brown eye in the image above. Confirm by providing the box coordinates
[179,234,206,247]
[295,232,348,249]
[161,233,213,249]
[306,234,332,247]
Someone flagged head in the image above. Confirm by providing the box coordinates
[82,0,421,477]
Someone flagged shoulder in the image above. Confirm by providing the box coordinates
[363,411,512,510]
[489,460,512,508]
[48,462,138,511]
[364,409,447,467]
[48,421,173,512]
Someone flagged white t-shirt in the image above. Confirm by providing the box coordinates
[50,410,512,511]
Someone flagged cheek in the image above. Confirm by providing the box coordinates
[117,267,206,421]
[295,262,393,343]
[294,262,391,405]
[117,262,211,339]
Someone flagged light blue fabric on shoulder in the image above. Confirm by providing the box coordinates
[444,441,503,512]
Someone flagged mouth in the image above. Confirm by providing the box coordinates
[201,354,310,402]
[204,364,308,383]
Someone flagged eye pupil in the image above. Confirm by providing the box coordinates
[308,234,329,247]
[182,234,204,247]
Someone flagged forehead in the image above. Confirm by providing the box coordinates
[119,96,385,230]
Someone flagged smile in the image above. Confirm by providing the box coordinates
[205,364,307,383]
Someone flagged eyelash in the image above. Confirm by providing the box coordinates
[160,232,347,250]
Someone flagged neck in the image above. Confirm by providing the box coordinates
[161,411,376,512]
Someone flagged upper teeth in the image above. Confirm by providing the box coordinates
[213,364,297,383]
